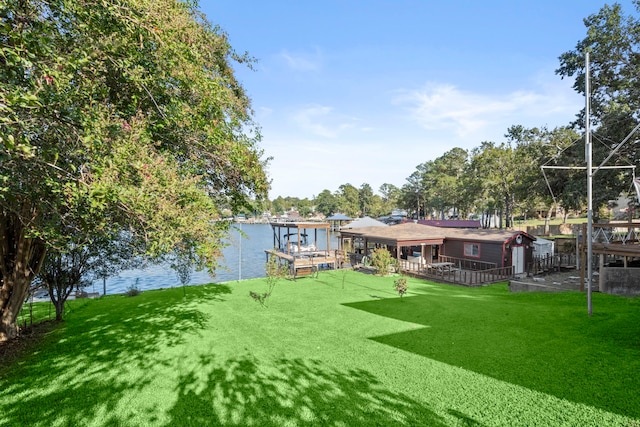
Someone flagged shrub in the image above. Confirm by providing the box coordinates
[125,285,141,297]
[125,279,142,297]
[370,247,393,276]
[394,277,408,298]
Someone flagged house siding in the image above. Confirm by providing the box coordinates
[443,239,505,267]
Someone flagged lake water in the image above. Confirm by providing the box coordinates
[90,223,340,295]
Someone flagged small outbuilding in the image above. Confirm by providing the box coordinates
[532,237,555,259]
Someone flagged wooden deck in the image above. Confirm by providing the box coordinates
[265,249,338,279]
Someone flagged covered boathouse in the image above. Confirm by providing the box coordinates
[266,221,338,279]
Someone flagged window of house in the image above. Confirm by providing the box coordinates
[464,242,480,258]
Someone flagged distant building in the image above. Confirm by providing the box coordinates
[409,219,482,228]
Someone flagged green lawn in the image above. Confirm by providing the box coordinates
[2,271,639,426]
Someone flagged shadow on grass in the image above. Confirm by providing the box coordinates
[165,353,449,426]
[344,292,640,419]
[0,284,231,426]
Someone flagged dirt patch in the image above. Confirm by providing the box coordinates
[0,320,60,368]
[512,269,593,292]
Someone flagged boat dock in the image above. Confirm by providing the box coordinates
[267,221,338,278]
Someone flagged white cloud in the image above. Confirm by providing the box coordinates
[394,77,581,140]
[290,105,364,139]
[291,105,337,138]
[260,69,585,198]
[256,106,273,118]
[278,49,322,71]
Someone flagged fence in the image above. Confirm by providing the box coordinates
[528,254,577,276]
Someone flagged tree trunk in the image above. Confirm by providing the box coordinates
[53,299,65,321]
[48,281,76,321]
[544,204,554,235]
[0,211,47,341]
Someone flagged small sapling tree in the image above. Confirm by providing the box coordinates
[394,277,408,299]
[250,252,288,307]
[170,244,198,297]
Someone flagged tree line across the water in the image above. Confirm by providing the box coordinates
[255,120,636,227]
[256,126,588,225]
[2,1,640,340]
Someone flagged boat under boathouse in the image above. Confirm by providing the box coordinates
[266,221,338,278]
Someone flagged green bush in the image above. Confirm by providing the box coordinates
[125,279,142,297]
[370,247,393,276]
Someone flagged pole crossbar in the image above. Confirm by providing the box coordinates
[541,165,635,170]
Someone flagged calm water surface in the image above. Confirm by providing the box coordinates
[91,223,339,295]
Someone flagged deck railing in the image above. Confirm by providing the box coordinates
[399,259,514,285]
[436,255,497,271]
[346,252,515,285]
[461,266,514,285]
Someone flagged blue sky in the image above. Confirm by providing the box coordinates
[202,1,638,200]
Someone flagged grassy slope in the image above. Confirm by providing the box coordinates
[1,271,639,426]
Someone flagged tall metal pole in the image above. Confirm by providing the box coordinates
[238,222,242,281]
[586,52,593,316]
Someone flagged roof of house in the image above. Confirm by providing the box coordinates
[340,222,445,245]
[326,213,352,221]
[410,219,482,228]
[340,216,388,229]
[340,222,535,246]
[270,221,330,230]
[443,227,535,243]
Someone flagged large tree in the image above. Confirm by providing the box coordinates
[358,183,374,217]
[314,189,338,217]
[431,148,469,219]
[336,184,360,217]
[506,125,582,225]
[468,142,517,228]
[400,165,427,219]
[0,0,268,340]
[556,2,640,215]
[379,183,400,214]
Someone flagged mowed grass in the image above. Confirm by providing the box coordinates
[1,270,640,426]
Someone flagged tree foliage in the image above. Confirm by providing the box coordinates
[557,2,640,215]
[337,184,360,217]
[314,189,338,217]
[0,0,268,340]
[36,247,92,321]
